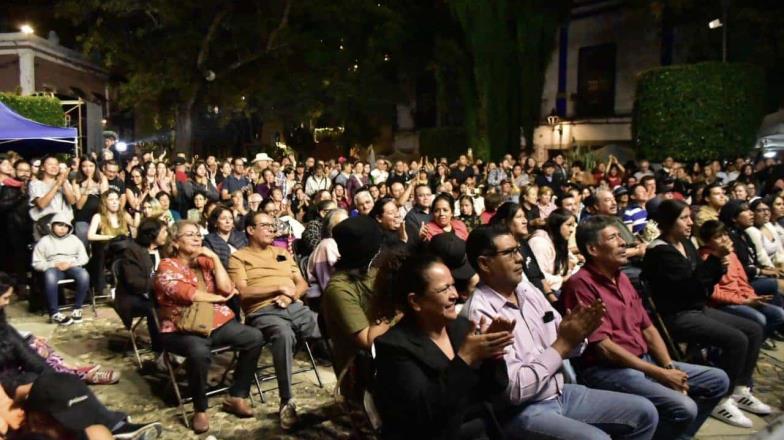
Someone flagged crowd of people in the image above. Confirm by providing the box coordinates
[0,133,783,439]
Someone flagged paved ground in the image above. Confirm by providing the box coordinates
[7,299,784,439]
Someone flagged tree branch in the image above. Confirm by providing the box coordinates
[197,6,231,69]
[216,0,291,77]
[265,0,292,52]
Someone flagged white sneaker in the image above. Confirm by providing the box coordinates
[71,308,83,322]
[732,386,772,415]
[50,312,73,326]
[712,398,753,428]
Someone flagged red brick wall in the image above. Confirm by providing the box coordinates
[0,55,20,93]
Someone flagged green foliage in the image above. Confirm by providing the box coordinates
[448,0,569,160]
[0,93,65,127]
[419,127,467,161]
[633,62,765,161]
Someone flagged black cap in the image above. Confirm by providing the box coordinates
[25,373,105,432]
[333,216,383,270]
[428,233,475,282]
[173,156,187,166]
[612,186,628,197]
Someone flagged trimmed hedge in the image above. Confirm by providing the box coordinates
[0,93,66,127]
[633,62,765,161]
[419,127,467,161]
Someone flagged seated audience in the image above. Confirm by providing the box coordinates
[154,220,263,434]
[116,218,169,353]
[528,208,577,292]
[321,216,386,378]
[422,194,468,241]
[563,215,729,439]
[374,253,512,440]
[699,220,784,345]
[464,225,658,440]
[489,202,556,302]
[203,205,248,269]
[428,233,479,301]
[32,214,90,326]
[746,198,784,269]
[305,208,348,306]
[643,200,770,428]
[228,212,318,430]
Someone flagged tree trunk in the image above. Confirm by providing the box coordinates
[174,98,197,154]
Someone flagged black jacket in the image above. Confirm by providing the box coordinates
[520,240,546,293]
[727,226,762,281]
[0,319,52,396]
[374,316,507,440]
[642,238,726,316]
[0,184,32,240]
[115,241,157,327]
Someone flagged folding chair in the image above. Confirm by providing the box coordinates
[149,299,254,428]
[110,259,153,368]
[639,278,684,361]
[252,338,323,403]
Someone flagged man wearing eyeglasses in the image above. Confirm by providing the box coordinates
[228,211,318,431]
[463,225,658,440]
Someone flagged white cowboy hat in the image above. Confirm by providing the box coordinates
[251,153,273,163]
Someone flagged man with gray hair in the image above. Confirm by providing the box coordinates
[563,215,729,439]
[353,190,374,216]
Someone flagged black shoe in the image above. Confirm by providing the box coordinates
[112,421,162,440]
[771,330,784,342]
[762,339,777,351]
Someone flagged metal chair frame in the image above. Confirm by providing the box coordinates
[251,338,323,402]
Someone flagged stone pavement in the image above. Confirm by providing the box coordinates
[7,299,784,439]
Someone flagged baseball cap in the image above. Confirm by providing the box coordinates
[428,233,475,282]
[25,373,105,432]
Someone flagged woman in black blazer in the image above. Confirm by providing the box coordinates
[116,218,169,352]
[373,253,513,440]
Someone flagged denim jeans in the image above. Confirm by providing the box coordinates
[74,221,90,249]
[580,355,729,440]
[721,303,784,338]
[502,383,658,440]
[43,267,90,316]
[751,276,784,307]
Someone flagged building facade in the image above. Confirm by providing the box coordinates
[0,32,108,154]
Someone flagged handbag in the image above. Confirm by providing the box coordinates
[176,301,214,336]
[176,270,214,336]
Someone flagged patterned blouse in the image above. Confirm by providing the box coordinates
[153,256,235,333]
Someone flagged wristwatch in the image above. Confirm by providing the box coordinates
[664,363,676,370]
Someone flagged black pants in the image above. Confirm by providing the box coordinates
[159,320,264,411]
[120,294,162,352]
[665,307,764,390]
[87,242,108,297]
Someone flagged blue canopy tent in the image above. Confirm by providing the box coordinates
[0,101,77,156]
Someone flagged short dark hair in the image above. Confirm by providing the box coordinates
[640,175,656,186]
[370,196,396,220]
[136,218,166,248]
[576,215,619,259]
[243,210,265,232]
[556,192,575,208]
[699,219,727,244]
[466,224,511,272]
[702,182,724,203]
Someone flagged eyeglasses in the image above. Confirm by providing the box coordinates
[485,245,521,258]
[755,207,771,213]
[177,232,202,240]
[252,222,278,230]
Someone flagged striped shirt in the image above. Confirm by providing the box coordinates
[622,203,648,234]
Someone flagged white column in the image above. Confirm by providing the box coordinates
[18,49,35,95]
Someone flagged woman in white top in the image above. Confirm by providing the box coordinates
[745,198,784,269]
[527,208,577,292]
[766,193,784,244]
